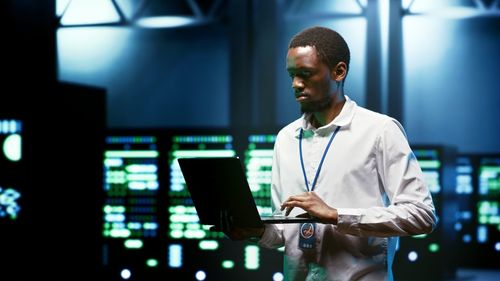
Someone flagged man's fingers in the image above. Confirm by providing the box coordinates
[286,194,307,202]
[281,193,309,210]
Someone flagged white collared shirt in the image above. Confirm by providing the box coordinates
[258,95,438,281]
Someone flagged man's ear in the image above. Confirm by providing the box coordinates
[331,62,347,82]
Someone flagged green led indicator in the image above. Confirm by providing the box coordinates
[184,229,206,239]
[172,150,235,158]
[222,260,234,269]
[187,224,201,230]
[248,149,274,157]
[414,149,438,158]
[170,223,184,230]
[489,216,500,224]
[479,215,487,224]
[170,230,183,239]
[146,259,158,267]
[105,150,159,158]
[199,240,219,250]
[127,173,157,181]
[419,160,441,169]
[481,166,500,173]
[413,234,427,239]
[244,245,260,270]
[173,135,233,143]
[110,229,131,238]
[428,243,439,252]
[169,205,187,214]
[124,239,144,249]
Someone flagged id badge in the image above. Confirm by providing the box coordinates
[298,222,316,250]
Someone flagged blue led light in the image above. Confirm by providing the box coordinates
[463,234,472,243]
[477,226,488,243]
[168,244,182,268]
[0,187,21,220]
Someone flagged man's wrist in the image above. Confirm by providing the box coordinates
[328,208,338,225]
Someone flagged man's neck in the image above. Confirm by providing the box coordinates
[311,95,346,128]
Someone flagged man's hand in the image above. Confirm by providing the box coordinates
[280,191,338,224]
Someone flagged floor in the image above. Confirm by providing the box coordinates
[453,268,500,281]
[398,268,500,281]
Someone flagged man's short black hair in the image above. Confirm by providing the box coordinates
[289,26,350,77]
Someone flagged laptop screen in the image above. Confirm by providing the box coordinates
[178,157,264,228]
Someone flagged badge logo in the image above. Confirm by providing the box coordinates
[300,223,315,239]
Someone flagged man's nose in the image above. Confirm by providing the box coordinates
[292,77,304,92]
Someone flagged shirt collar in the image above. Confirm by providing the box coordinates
[294,95,357,137]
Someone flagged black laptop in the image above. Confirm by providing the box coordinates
[177,157,316,228]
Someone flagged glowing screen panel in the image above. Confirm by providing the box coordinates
[166,134,236,278]
[476,156,500,263]
[97,130,500,279]
[0,119,22,221]
[455,156,475,247]
[167,134,235,241]
[452,154,500,268]
[410,148,442,248]
[165,132,283,280]
[245,135,276,216]
[102,135,161,273]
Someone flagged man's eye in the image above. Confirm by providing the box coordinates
[289,71,311,79]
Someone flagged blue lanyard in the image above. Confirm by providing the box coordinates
[299,126,341,192]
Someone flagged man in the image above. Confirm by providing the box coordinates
[225,26,437,281]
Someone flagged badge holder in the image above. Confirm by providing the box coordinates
[298,222,316,250]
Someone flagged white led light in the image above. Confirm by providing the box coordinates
[3,134,21,161]
[120,269,131,280]
[408,251,418,262]
[195,270,206,281]
[273,272,284,281]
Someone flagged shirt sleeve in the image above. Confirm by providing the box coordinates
[336,119,439,237]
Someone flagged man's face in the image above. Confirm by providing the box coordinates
[286,46,334,113]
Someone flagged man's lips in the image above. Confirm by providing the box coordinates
[295,93,309,101]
